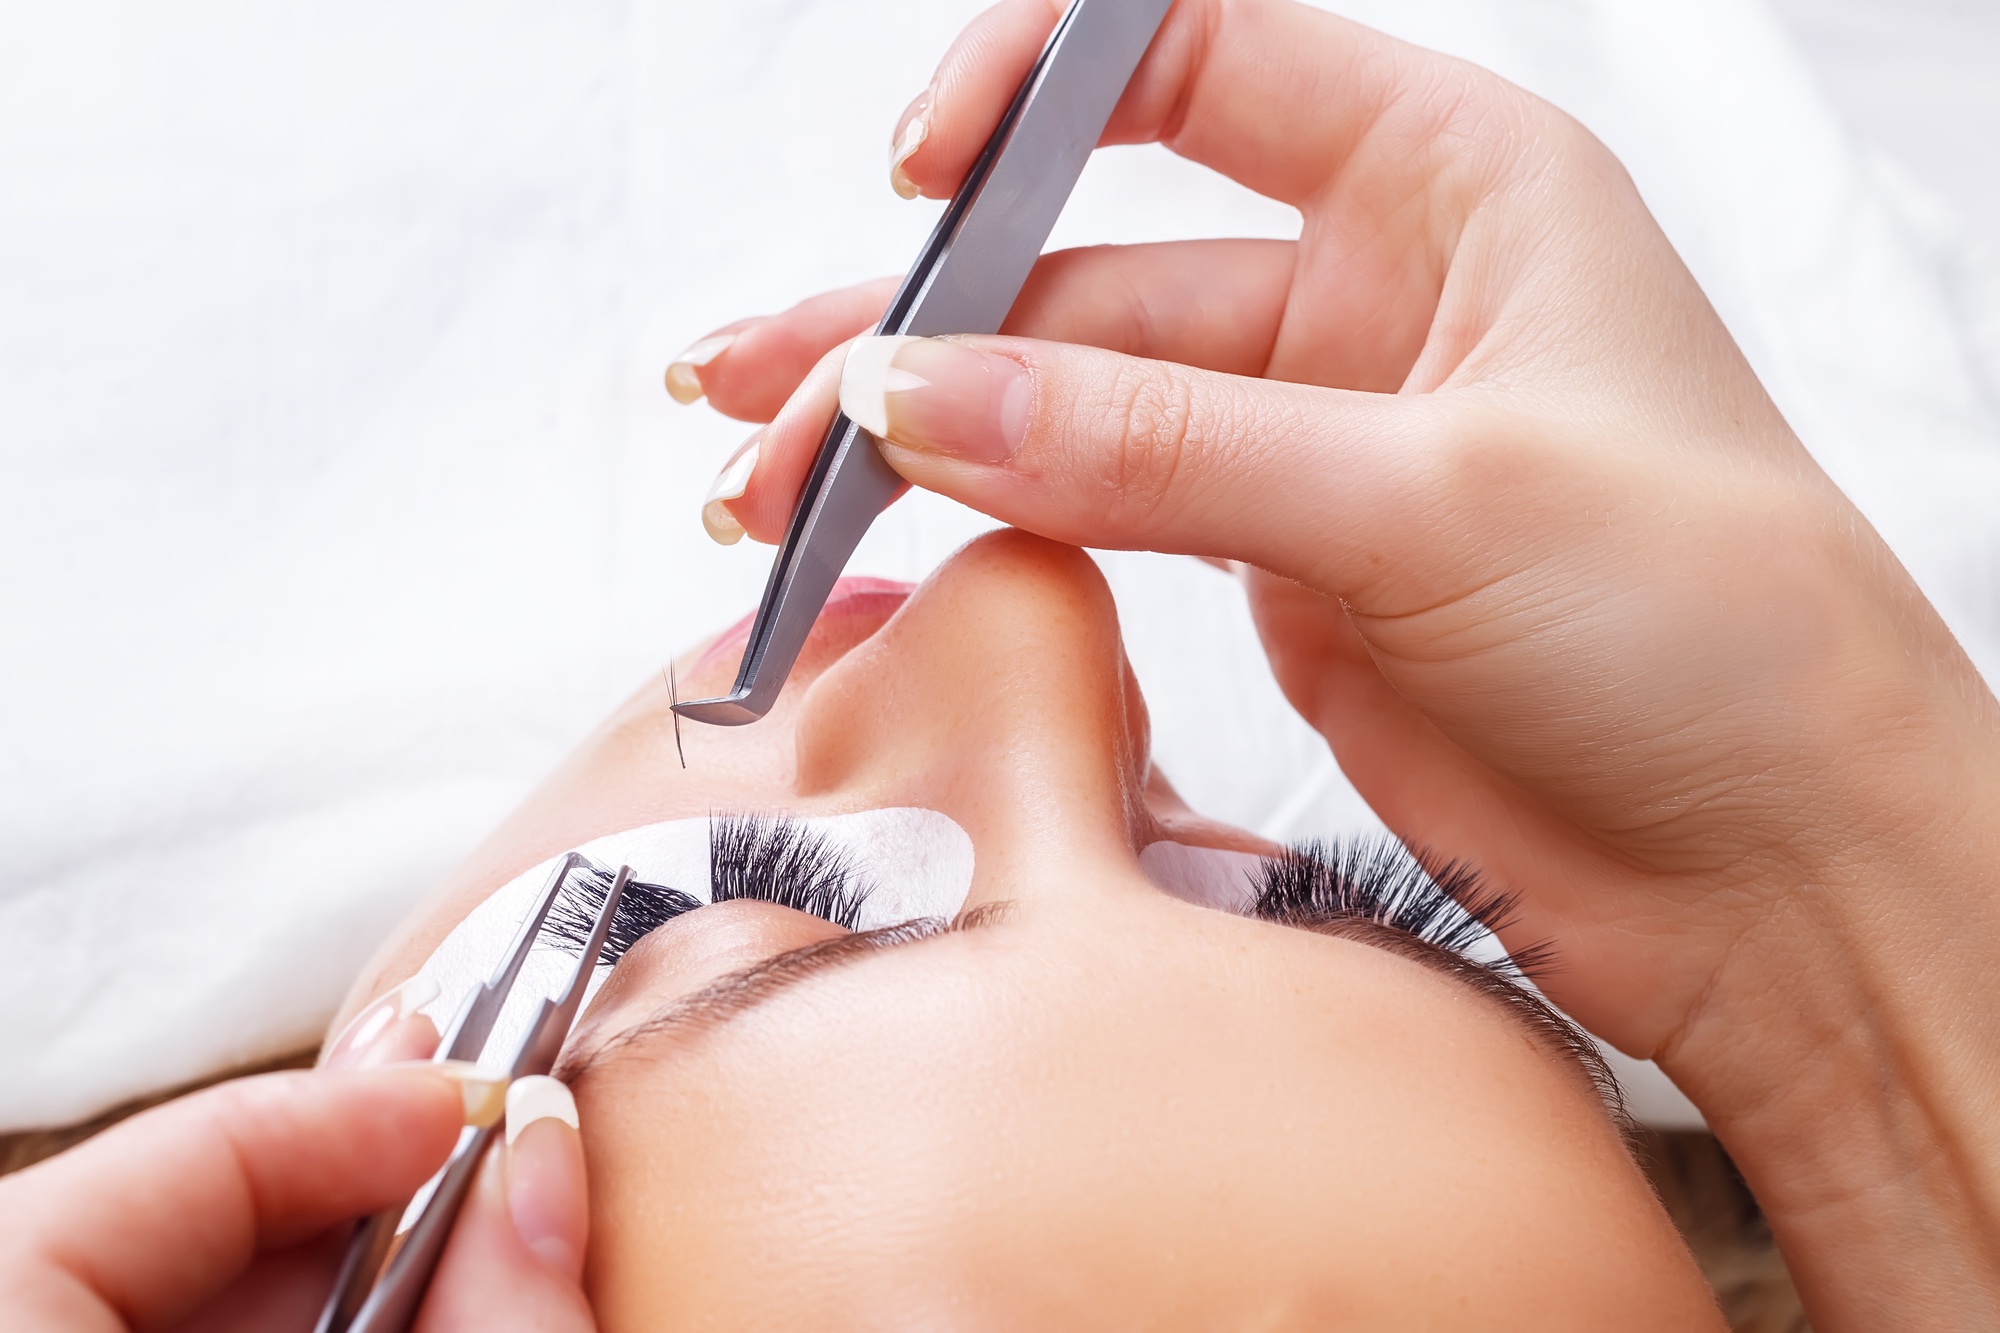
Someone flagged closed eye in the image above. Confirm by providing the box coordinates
[543,824,1627,1147]
[542,813,874,962]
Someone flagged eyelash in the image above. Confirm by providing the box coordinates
[1249,837,1552,982]
[710,812,872,928]
[546,823,1526,985]
[542,814,874,964]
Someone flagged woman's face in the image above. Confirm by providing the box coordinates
[337,530,1720,1330]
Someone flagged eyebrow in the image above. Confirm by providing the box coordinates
[557,898,1632,1144]
[555,905,1008,1080]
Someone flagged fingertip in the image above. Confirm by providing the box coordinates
[320,974,440,1069]
[414,1093,595,1332]
[710,340,854,545]
[504,1078,588,1281]
[898,0,1065,198]
[888,98,929,199]
[350,1012,441,1070]
[702,434,760,546]
[665,333,737,405]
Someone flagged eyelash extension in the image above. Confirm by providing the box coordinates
[540,813,875,963]
[1253,838,1632,1140]
[543,864,702,966]
[708,812,873,929]
[1250,837,1554,982]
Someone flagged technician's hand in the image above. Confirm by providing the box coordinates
[667,1,2000,1325]
[0,1061,596,1332]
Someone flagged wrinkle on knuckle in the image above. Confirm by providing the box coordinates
[1097,361,1199,528]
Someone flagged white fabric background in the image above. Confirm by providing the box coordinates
[2,0,1995,1130]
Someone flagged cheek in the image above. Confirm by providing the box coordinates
[576,1048,849,1329]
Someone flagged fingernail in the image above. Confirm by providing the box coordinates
[321,975,441,1069]
[427,1060,510,1127]
[840,335,1030,463]
[505,1076,587,1277]
[665,334,735,405]
[702,436,759,546]
[889,105,928,200]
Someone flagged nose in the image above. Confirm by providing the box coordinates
[790,530,1156,905]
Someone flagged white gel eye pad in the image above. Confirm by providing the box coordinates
[411,808,974,1063]
[410,812,1274,1065]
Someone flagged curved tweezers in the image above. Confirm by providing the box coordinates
[673,0,1177,726]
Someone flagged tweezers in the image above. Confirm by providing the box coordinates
[314,854,631,1333]
[673,0,1176,726]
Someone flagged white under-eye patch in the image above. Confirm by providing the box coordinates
[410,808,975,1065]
[409,815,1277,1067]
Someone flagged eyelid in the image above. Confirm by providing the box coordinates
[557,912,998,1079]
[1249,838,1551,984]
[1248,838,1635,1146]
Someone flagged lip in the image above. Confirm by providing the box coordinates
[691,577,916,679]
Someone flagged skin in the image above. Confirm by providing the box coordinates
[668,1,2000,1325]
[0,1063,602,1332]
[16,3,1992,1326]
[332,530,1722,1330]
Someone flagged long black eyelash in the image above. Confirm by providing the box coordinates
[709,813,872,929]
[540,814,875,963]
[543,863,702,966]
[1251,837,1555,982]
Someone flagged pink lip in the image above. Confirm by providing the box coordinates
[691,576,916,678]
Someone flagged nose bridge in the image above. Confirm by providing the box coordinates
[791,531,1154,888]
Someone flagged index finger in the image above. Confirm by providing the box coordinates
[0,1067,466,1329]
[893,0,1525,209]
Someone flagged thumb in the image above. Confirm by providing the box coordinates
[837,333,1473,599]
[415,1076,596,1332]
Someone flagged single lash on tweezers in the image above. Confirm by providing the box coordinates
[673,0,1177,727]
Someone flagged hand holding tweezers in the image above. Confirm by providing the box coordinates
[314,855,630,1333]
[673,0,1176,726]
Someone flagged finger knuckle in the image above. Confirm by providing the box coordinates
[1095,361,1199,526]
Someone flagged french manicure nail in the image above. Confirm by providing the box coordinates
[839,335,1031,463]
[321,974,441,1068]
[505,1076,587,1276]
[505,1074,581,1146]
[889,108,929,200]
[702,437,760,545]
[665,334,735,405]
[427,1060,510,1127]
